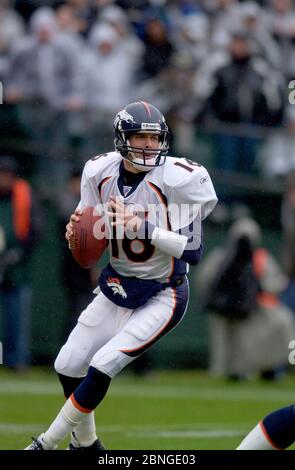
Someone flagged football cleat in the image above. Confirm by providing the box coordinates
[67,432,105,451]
[25,437,45,450]
[24,433,55,450]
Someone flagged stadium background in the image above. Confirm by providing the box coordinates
[0,0,294,450]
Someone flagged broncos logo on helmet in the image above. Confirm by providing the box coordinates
[114,101,170,171]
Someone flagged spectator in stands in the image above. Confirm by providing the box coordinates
[195,217,295,380]
[266,0,295,80]
[171,11,210,68]
[210,0,243,48]
[239,1,280,69]
[0,155,41,370]
[67,0,97,37]
[5,6,84,110]
[98,4,144,60]
[0,0,25,80]
[13,0,38,22]
[82,22,142,153]
[139,17,174,80]
[5,7,85,191]
[258,106,295,180]
[136,52,199,155]
[115,0,149,11]
[207,30,285,173]
[87,21,141,112]
[55,2,85,45]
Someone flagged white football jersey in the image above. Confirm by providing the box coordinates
[78,151,218,281]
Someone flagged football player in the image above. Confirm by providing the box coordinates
[237,405,295,450]
[25,101,217,450]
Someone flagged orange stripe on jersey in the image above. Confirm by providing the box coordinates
[147,181,166,204]
[259,420,283,450]
[120,287,177,355]
[98,176,112,199]
[147,181,168,214]
[140,101,152,118]
[70,393,93,414]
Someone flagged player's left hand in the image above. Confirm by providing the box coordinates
[107,196,143,232]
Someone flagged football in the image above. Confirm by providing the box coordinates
[71,206,108,268]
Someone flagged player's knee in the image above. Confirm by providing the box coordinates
[54,343,89,378]
[57,373,84,398]
[90,349,133,378]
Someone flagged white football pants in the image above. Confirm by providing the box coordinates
[54,280,188,379]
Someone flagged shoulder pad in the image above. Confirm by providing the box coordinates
[84,152,121,178]
[164,157,218,226]
[163,156,206,188]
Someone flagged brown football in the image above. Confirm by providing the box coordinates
[71,206,108,268]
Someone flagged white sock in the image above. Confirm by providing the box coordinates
[237,422,280,450]
[41,396,90,449]
[71,411,97,447]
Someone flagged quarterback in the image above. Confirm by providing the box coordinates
[25,101,217,450]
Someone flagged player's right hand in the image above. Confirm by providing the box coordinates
[65,209,83,247]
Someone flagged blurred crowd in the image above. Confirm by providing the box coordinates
[0,0,295,193]
[196,213,295,381]
[2,0,295,372]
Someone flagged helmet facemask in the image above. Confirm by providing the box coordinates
[116,130,169,171]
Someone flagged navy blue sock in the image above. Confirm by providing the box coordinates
[263,405,295,449]
[57,373,84,399]
[72,366,111,411]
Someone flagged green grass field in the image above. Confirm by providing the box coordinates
[1,367,295,450]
